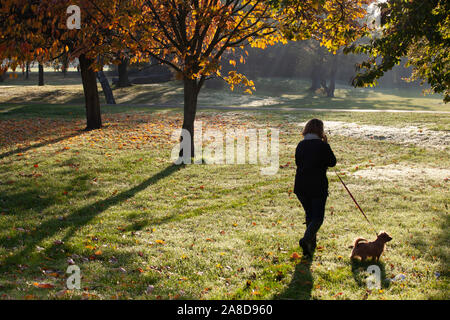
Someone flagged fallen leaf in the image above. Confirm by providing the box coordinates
[290,252,301,260]
[33,282,55,289]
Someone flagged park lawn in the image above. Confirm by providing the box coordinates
[1,73,448,112]
[0,104,448,300]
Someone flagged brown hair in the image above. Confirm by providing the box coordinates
[302,118,324,137]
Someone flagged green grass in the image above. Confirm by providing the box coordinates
[1,73,448,111]
[0,101,448,300]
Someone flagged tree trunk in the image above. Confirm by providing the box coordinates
[118,58,131,87]
[25,62,30,80]
[326,54,339,98]
[79,54,102,130]
[38,63,44,86]
[309,66,322,92]
[180,78,200,158]
[62,54,69,77]
[309,45,326,92]
[97,70,116,104]
[320,79,329,92]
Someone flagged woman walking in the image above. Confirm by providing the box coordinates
[294,119,336,257]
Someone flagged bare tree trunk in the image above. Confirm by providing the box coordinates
[25,62,30,80]
[97,70,116,104]
[118,58,131,87]
[79,54,102,130]
[180,78,200,158]
[38,63,44,86]
[309,45,326,92]
[309,69,322,92]
[326,54,339,98]
[62,54,69,78]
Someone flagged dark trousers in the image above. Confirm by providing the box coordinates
[296,194,327,247]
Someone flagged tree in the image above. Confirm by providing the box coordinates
[97,70,116,104]
[346,0,450,102]
[61,53,69,77]
[79,54,102,129]
[25,62,30,80]
[307,47,339,97]
[0,0,130,129]
[97,0,284,156]
[308,44,327,92]
[102,0,373,157]
[117,57,132,88]
[325,52,338,97]
[38,63,44,86]
[0,0,373,141]
[273,0,375,51]
[276,0,374,97]
[142,1,285,157]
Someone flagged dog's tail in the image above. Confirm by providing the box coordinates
[348,237,368,249]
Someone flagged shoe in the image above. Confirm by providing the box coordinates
[299,238,312,257]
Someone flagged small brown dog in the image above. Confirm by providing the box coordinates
[350,231,392,262]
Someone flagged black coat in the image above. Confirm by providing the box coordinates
[294,139,337,197]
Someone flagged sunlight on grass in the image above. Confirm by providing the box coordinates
[0,105,448,300]
[1,73,447,112]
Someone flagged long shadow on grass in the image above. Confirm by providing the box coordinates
[0,130,84,159]
[351,260,388,289]
[423,213,449,299]
[275,259,313,300]
[0,163,183,269]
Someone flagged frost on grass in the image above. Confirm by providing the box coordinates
[352,163,450,182]
[299,121,449,150]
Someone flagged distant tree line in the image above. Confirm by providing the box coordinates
[231,40,421,92]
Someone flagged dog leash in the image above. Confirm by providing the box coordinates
[334,169,378,237]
